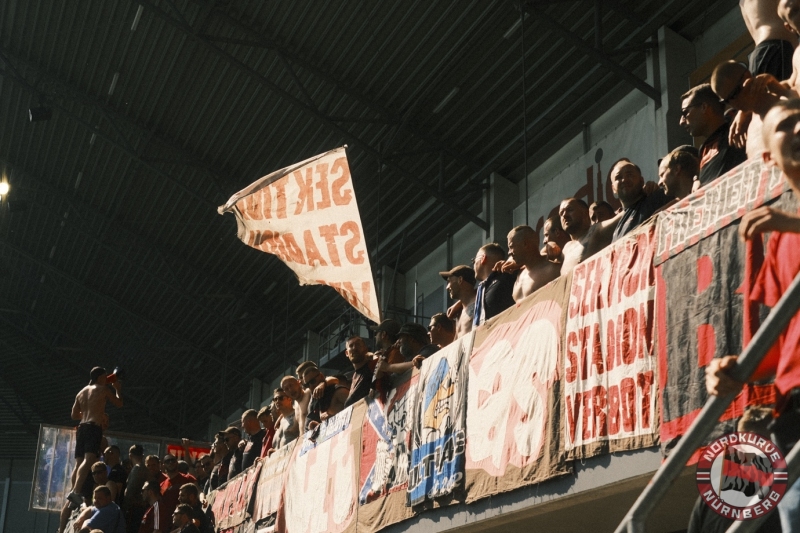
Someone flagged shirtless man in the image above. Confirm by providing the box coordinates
[778,1,800,94]
[729,1,798,147]
[280,375,309,435]
[742,0,796,79]
[506,226,560,302]
[540,215,570,263]
[558,197,621,275]
[439,265,477,339]
[712,60,789,156]
[67,367,122,508]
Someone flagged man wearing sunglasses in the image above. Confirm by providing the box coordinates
[158,454,195,518]
[299,363,349,431]
[679,84,747,186]
[271,389,300,450]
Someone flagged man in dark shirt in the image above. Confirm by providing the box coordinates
[679,84,747,185]
[222,427,243,479]
[239,410,264,471]
[104,446,127,507]
[472,243,515,326]
[301,364,349,430]
[171,504,200,533]
[610,159,672,242]
[177,484,212,533]
[343,336,376,408]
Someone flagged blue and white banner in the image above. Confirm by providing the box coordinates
[407,332,473,506]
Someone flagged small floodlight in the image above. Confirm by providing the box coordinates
[0,182,8,195]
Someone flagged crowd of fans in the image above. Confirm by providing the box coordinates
[54,2,800,532]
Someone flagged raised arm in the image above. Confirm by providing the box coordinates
[106,381,123,408]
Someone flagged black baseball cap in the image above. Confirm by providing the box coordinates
[439,265,476,285]
[369,319,401,336]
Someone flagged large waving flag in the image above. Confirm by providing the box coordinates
[218,146,381,324]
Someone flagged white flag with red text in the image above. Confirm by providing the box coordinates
[218,147,381,324]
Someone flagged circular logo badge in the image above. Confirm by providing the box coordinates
[696,432,787,520]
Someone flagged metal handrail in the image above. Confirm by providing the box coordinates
[615,270,800,533]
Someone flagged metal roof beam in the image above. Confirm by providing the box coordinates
[207,6,488,174]
[0,314,180,434]
[135,0,488,231]
[522,2,661,104]
[0,239,251,383]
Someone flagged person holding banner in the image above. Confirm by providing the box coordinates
[706,98,800,531]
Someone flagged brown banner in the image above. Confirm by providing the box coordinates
[465,274,573,501]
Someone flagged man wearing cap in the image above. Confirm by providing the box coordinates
[439,265,477,339]
[369,319,404,385]
[67,366,123,509]
[377,323,441,374]
[159,454,195,518]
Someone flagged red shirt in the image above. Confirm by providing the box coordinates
[159,472,196,517]
[752,229,800,399]
[260,427,275,458]
[139,500,170,533]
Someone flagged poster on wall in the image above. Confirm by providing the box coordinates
[407,332,472,507]
[465,275,573,501]
[562,222,659,458]
[357,373,417,533]
[278,402,365,533]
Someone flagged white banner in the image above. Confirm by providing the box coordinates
[562,223,659,456]
[219,147,380,324]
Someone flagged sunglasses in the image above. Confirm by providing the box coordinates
[273,395,286,402]
[163,458,177,463]
[680,104,699,118]
[201,461,213,468]
[720,74,746,105]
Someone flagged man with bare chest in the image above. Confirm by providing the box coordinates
[506,226,560,302]
[558,197,622,275]
[67,366,123,508]
[439,265,477,339]
[743,0,797,79]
